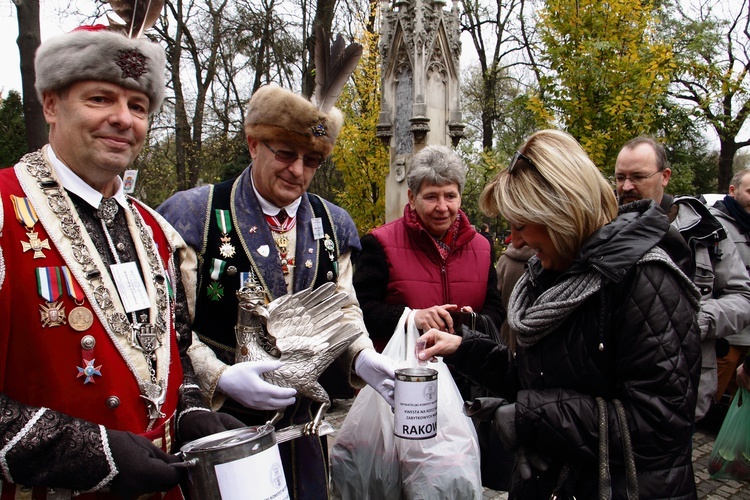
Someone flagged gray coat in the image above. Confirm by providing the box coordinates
[663,195,750,420]
[712,199,750,348]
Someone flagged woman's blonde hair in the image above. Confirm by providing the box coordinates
[479,130,618,258]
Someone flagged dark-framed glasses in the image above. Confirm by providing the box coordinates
[508,150,536,173]
[262,141,325,169]
[612,170,660,186]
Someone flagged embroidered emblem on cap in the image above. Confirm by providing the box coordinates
[116,50,148,80]
[312,122,327,137]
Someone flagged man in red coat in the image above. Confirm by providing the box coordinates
[0,21,241,500]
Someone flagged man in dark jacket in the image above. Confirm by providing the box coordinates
[159,82,396,498]
[615,136,750,421]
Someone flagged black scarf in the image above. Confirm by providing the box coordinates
[723,195,750,233]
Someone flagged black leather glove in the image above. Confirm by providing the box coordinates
[463,397,509,421]
[492,403,550,480]
[492,402,518,451]
[516,446,551,480]
[106,430,183,498]
[178,410,245,444]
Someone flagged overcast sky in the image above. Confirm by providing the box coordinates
[0,1,738,151]
[0,2,81,94]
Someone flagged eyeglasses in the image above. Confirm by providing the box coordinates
[508,150,536,173]
[612,170,661,186]
[262,142,325,169]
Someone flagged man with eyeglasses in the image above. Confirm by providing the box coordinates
[158,83,395,498]
[615,136,750,423]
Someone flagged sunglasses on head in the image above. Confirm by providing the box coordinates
[508,150,537,173]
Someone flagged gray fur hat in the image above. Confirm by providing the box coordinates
[35,27,166,114]
[244,84,344,158]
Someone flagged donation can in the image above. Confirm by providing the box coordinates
[394,367,438,439]
[178,426,288,500]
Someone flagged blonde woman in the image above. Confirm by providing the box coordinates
[419,130,701,499]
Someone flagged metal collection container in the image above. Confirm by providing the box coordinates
[394,367,438,440]
[178,426,288,499]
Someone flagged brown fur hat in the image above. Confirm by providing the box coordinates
[244,84,344,158]
[35,26,165,114]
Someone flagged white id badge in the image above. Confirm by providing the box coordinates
[311,217,324,240]
[110,262,151,312]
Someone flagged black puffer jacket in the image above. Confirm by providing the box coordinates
[447,200,702,499]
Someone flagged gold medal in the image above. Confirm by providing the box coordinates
[69,306,94,331]
[21,231,51,259]
[11,195,50,259]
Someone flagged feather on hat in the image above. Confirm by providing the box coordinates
[34,0,166,114]
[244,27,362,158]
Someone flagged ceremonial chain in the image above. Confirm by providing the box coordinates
[97,203,159,386]
[22,151,169,428]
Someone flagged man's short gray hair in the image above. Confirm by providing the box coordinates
[407,145,468,194]
[730,168,750,190]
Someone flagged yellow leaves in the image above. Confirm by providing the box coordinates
[329,18,389,234]
[533,0,676,170]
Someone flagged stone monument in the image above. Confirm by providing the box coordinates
[377,0,465,222]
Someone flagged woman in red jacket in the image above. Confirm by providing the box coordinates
[353,145,503,350]
[353,145,509,490]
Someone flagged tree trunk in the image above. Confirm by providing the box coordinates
[717,140,739,193]
[481,68,496,152]
[14,0,47,151]
[169,0,191,191]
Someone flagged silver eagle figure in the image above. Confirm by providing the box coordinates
[235,272,361,435]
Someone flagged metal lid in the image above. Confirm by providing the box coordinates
[179,425,274,454]
[395,367,438,381]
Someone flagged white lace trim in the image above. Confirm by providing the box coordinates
[83,425,118,493]
[0,407,48,483]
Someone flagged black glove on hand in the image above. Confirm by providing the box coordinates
[492,402,518,451]
[492,403,551,480]
[178,410,245,444]
[516,446,551,480]
[107,430,183,498]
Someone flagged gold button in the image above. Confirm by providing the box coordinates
[106,396,120,409]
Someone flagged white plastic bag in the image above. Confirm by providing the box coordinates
[330,309,482,499]
[328,384,400,499]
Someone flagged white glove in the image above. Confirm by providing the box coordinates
[217,360,297,411]
[355,349,396,407]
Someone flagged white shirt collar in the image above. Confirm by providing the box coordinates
[47,146,129,210]
[250,168,301,217]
